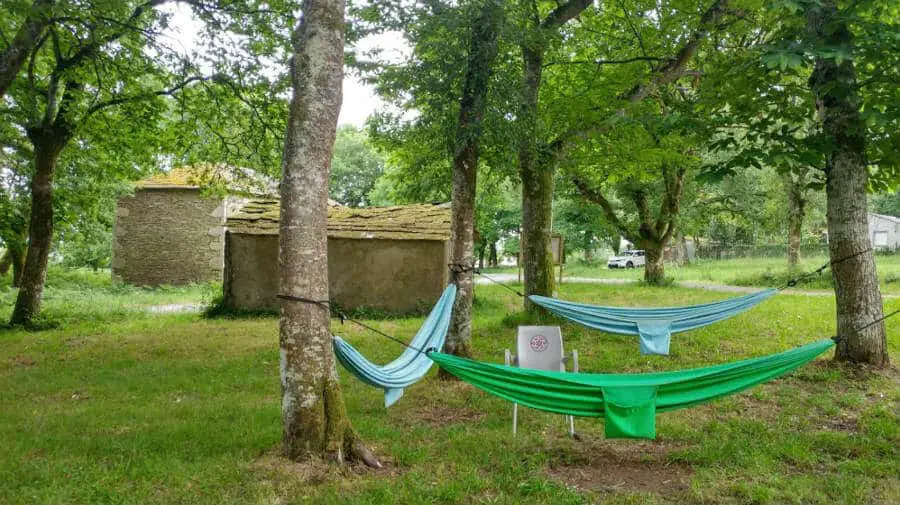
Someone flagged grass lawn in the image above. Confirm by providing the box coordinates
[487,254,900,295]
[1,272,898,504]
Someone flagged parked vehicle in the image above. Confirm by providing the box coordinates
[607,250,646,269]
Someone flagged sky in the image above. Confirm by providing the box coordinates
[165,4,409,127]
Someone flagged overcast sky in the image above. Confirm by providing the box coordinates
[165,4,409,127]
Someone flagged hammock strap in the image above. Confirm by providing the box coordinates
[277,293,430,355]
[473,269,525,297]
[780,247,872,289]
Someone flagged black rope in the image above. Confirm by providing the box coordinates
[779,248,873,290]
[276,294,430,355]
[832,308,899,344]
[473,269,525,297]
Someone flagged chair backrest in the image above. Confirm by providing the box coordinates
[516,326,565,371]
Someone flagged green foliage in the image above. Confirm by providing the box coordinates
[329,126,386,207]
[700,0,900,190]
[872,189,900,217]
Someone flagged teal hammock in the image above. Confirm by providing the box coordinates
[429,338,834,439]
[529,289,778,355]
[333,285,456,407]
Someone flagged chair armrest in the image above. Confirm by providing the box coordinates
[505,349,517,366]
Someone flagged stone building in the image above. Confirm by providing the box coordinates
[112,165,275,286]
[223,199,451,314]
[868,212,900,251]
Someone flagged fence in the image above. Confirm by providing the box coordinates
[695,243,831,260]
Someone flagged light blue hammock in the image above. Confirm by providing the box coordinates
[529,289,777,356]
[333,285,457,407]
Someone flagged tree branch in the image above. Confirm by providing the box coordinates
[550,0,738,158]
[623,0,734,103]
[0,0,55,98]
[84,74,220,117]
[543,56,663,68]
[57,0,171,73]
[541,0,593,29]
[572,177,636,242]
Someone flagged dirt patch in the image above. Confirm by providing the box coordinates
[251,448,399,486]
[9,354,37,367]
[402,403,487,429]
[544,435,693,495]
[819,415,859,433]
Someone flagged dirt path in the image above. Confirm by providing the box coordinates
[146,303,203,314]
[473,273,900,299]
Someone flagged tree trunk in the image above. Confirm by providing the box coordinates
[9,140,60,325]
[278,0,378,465]
[477,242,486,269]
[642,242,665,284]
[516,0,592,310]
[519,46,555,310]
[784,173,807,270]
[445,0,502,361]
[808,0,887,367]
[0,0,54,98]
[11,243,26,287]
[488,241,498,267]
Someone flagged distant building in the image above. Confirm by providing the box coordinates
[112,165,276,286]
[223,200,451,314]
[868,213,900,251]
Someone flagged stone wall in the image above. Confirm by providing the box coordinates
[223,232,451,313]
[112,188,227,286]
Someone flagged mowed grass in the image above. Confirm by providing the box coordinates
[488,254,900,294]
[1,272,898,505]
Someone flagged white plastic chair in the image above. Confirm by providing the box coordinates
[504,326,579,436]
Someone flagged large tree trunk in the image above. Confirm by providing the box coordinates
[278,0,378,465]
[516,0,592,311]
[0,0,54,98]
[445,0,502,362]
[9,139,60,325]
[784,172,807,270]
[488,241,498,267]
[642,241,665,284]
[519,46,555,310]
[808,0,887,367]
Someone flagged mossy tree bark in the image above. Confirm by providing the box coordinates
[0,0,54,98]
[10,122,70,325]
[517,0,592,311]
[807,0,887,367]
[278,0,378,465]
[445,0,503,363]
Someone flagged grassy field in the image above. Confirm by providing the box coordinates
[487,254,900,294]
[0,266,218,326]
[1,270,898,504]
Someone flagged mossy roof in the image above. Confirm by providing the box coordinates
[228,199,451,241]
[137,164,278,196]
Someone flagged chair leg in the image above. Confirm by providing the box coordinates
[568,415,575,437]
[512,402,518,435]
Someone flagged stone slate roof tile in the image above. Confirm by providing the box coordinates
[228,199,451,241]
[138,164,278,197]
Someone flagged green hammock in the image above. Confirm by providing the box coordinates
[429,339,835,439]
